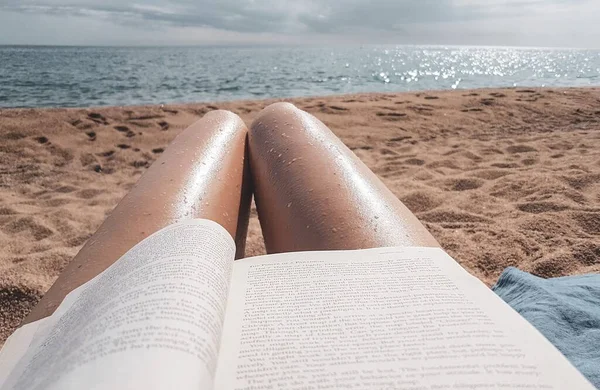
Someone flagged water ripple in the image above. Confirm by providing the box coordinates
[0,45,599,108]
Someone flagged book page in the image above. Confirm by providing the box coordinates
[216,246,594,390]
[1,219,235,390]
[0,318,49,388]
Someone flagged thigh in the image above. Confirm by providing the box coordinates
[248,102,439,253]
[24,110,252,323]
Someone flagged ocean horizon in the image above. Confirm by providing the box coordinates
[1,44,599,108]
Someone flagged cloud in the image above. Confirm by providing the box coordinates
[1,0,320,33]
[0,0,568,32]
[0,0,599,46]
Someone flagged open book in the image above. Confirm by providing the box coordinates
[0,219,594,389]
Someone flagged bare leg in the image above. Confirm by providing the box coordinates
[248,102,439,253]
[24,110,251,323]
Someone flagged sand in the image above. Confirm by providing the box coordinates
[1,87,600,344]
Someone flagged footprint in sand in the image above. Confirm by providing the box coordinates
[573,212,600,235]
[491,162,520,169]
[419,209,491,224]
[131,160,150,168]
[408,105,435,115]
[427,160,461,170]
[7,132,26,140]
[531,257,567,278]
[47,145,74,166]
[376,112,407,121]
[317,105,349,114]
[571,243,600,266]
[471,170,511,180]
[533,242,600,277]
[0,286,40,314]
[548,141,574,151]
[76,189,103,199]
[404,158,426,166]
[34,136,49,144]
[160,107,179,114]
[54,185,77,193]
[128,114,165,121]
[388,136,412,143]
[70,119,95,130]
[350,145,372,151]
[235,107,252,114]
[79,153,98,167]
[380,148,400,156]
[445,178,485,191]
[517,202,569,214]
[0,206,18,215]
[1,217,54,241]
[400,191,442,213]
[87,112,108,125]
[479,147,505,155]
[506,145,537,154]
[97,150,114,157]
[562,173,600,190]
[43,198,71,207]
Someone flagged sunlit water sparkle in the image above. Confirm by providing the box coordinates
[1,45,599,108]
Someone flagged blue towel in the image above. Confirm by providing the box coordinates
[493,267,600,388]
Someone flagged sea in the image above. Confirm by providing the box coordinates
[1,45,599,108]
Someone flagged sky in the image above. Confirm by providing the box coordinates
[0,0,599,48]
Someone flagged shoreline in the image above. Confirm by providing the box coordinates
[1,86,600,344]
[3,85,600,112]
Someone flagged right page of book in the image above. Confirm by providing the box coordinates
[215,246,594,390]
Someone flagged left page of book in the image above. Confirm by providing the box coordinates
[0,219,235,390]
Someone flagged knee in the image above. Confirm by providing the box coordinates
[262,101,297,114]
[255,102,300,124]
[197,109,247,133]
[250,102,300,137]
[204,109,244,124]
[182,110,247,141]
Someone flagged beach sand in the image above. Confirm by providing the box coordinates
[1,87,600,344]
